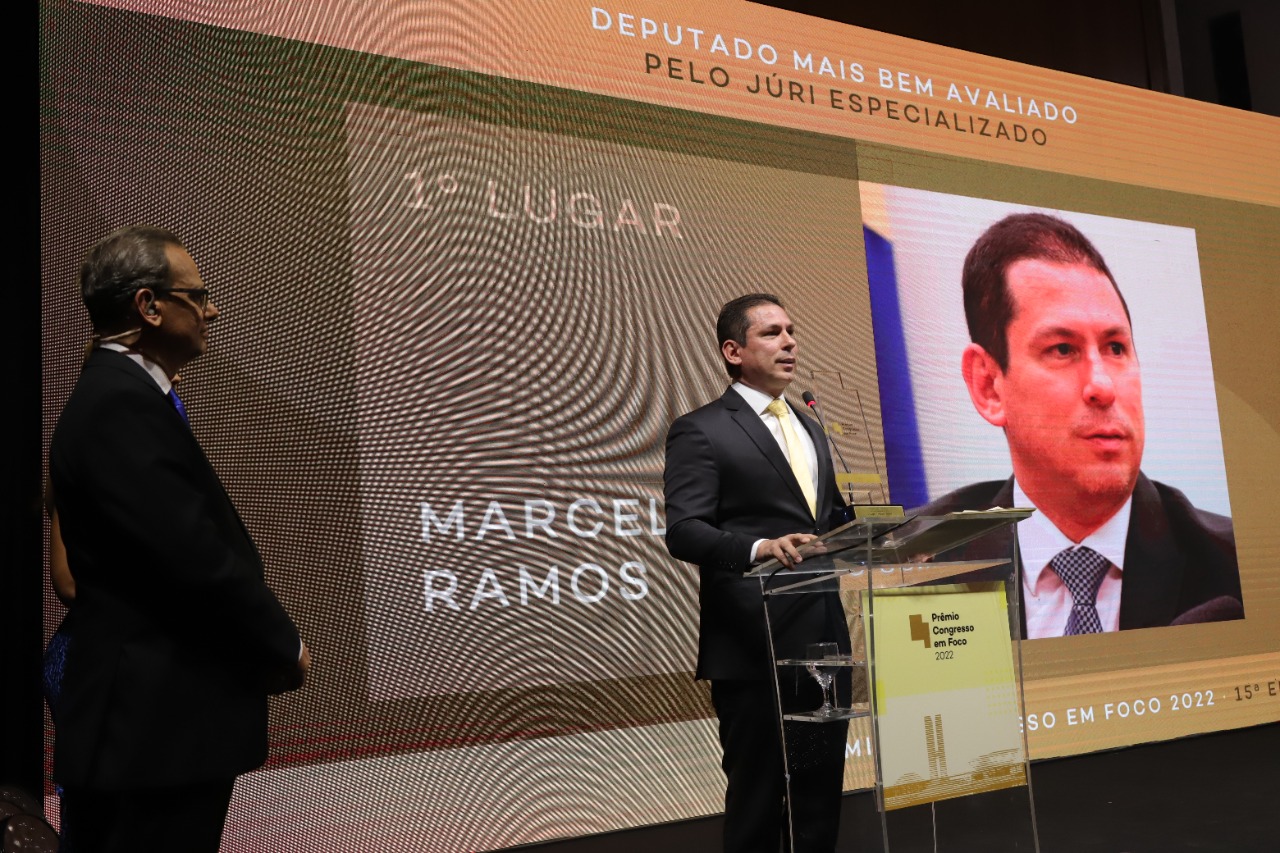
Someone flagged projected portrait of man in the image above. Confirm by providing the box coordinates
[922,212,1243,638]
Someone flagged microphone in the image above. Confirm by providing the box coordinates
[1170,596,1244,626]
[802,391,856,504]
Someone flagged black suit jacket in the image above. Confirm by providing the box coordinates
[664,387,846,680]
[916,473,1242,633]
[49,348,301,790]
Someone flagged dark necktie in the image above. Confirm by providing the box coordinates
[168,388,189,425]
[1049,546,1110,635]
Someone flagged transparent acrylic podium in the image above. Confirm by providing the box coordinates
[746,509,1040,852]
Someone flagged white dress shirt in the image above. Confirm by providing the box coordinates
[1015,479,1130,638]
[731,383,820,563]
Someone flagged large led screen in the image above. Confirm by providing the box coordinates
[41,1,1279,850]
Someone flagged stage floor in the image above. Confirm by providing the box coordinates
[514,721,1279,852]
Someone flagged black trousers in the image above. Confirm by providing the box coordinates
[60,778,236,853]
[712,674,849,853]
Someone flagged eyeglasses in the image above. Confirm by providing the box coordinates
[164,287,212,311]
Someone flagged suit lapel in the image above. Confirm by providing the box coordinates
[1118,473,1184,629]
[977,478,1029,637]
[795,402,832,517]
[90,349,261,569]
[719,388,813,518]
[91,349,194,436]
[972,478,1019,565]
[991,478,1017,512]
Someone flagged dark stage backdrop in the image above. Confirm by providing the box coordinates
[40,1,1279,850]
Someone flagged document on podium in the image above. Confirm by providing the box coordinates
[747,508,1033,579]
[745,515,914,578]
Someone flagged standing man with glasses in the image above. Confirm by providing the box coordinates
[49,225,311,853]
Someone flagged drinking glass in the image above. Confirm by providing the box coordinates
[805,641,840,716]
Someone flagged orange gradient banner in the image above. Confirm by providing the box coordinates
[86,0,1279,206]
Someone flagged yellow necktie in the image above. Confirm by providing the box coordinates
[766,399,817,517]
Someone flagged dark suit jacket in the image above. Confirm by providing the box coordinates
[49,348,301,790]
[916,473,1242,633]
[664,387,846,680]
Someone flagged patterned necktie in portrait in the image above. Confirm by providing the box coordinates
[1050,546,1110,635]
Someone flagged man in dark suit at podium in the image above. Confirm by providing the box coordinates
[664,293,849,852]
[920,212,1241,637]
[49,226,310,853]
